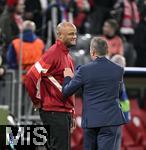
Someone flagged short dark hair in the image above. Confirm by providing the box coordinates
[105,19,119,32]
[90,37,108,56]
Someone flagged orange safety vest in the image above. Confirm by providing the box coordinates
[13,38,44,80]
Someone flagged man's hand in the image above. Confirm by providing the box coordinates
[33,102,41,111]
[64,68,74,78]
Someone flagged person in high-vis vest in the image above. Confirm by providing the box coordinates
[6,20,44,80]
[111,54,131,150]
[25,21,77,150]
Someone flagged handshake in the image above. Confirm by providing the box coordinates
[64,68,74,78]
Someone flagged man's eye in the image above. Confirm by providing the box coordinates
[68,33,76,36]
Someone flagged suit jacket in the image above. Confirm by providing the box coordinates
[63,57,127,128]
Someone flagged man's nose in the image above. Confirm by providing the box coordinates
[73,34,77,39]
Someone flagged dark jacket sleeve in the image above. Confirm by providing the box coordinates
[62,67,83,99]
[6,43,18,69]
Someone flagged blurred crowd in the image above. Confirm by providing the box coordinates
[0,0,146,79]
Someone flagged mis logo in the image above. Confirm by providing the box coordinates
[8,132,14,149]
[6,125,47,147]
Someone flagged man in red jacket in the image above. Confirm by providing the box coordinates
[25,21,77,150]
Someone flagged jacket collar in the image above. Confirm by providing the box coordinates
[56,39,69,54]
[95,56,106,61]
[22,30,37,42]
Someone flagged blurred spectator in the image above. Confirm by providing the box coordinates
[137,0,146,15]
[24,0,48,39]
[85,0,117,34]
[0,0,6,15]
[102,19,124,58]
[123,41,137,66]
[132,8,146,67]
[120,0,140,42]
[49,0,78,35]
[56,0,78,22]
[110,54,130,150]
[73,0,90,34]
[0,0,25,47]
[110,0,125,25]
[6,20,44,80]
[0,28,6,62]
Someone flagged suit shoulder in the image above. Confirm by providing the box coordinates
[78,61,94,71]
[106,58,124,70]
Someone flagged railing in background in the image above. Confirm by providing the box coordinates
[0,69,40,124]
[0,67,146,124]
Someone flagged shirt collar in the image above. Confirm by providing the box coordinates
[56,39,69,54]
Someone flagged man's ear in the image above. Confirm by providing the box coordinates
[57,31,61,39]
[92,49,97,56]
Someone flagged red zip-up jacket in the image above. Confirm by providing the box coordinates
[25,40,75,113]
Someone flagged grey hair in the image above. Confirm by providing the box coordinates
[23,20,36,32]
[90,37,108,56]
[111,54,126,68]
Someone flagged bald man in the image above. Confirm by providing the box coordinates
[25,21,77,150]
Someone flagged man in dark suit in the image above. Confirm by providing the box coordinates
[62,37,127,150]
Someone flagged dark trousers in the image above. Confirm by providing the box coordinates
[83,125,120,150]
[115,126,122,150]
[39,110,71,150]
